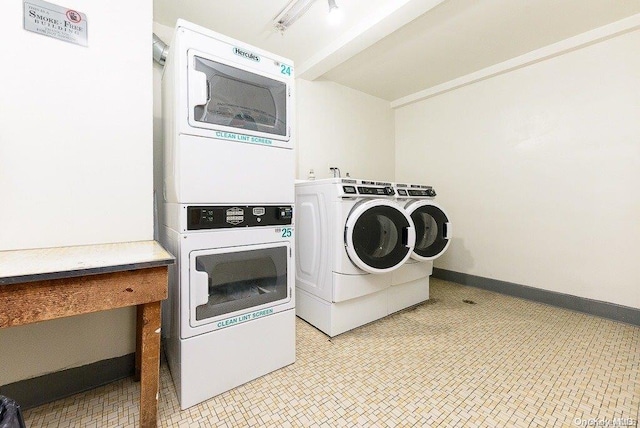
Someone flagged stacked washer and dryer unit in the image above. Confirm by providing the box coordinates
[157,20,296,409]
[295,179,451,337]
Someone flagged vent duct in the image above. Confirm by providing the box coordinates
[152,34,168,66]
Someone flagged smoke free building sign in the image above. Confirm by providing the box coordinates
[24,0,87,47]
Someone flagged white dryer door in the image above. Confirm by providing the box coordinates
[187,49,290,144]
[406,200,452,261]
[344,200,416,274]
[189,242,292,331]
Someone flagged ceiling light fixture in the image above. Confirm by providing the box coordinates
[274,0,318,33]
[327,0,343,25]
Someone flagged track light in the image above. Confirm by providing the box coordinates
[274,0,318,33]
[273,0,343,33]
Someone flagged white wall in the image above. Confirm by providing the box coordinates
[395,30,640,308]
[0,1,152,384]
[296,79,395,181]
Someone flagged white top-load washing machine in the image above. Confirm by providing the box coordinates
[390,183,452,313]
[295,178,416,336]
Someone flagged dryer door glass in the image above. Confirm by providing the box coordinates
[411,205,450,259]
[192,55,287,136]
[350,205,411,270]
[192,246,288,321]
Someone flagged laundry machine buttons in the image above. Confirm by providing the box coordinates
[277,207,293,220]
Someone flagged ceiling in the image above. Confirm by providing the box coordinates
[154,0,640,102]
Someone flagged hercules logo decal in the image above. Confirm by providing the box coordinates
[233,47,260,62]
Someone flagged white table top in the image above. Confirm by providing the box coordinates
[0,240,174,285]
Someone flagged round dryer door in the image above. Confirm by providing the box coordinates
[407,200,452,261]
[344,200,416,274]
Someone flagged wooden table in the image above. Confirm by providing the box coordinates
[0,240,174,428]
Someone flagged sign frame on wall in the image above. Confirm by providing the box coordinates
[23,0,88,47]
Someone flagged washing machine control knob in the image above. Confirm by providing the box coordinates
[384,186,395,196]
[426,188,436,197]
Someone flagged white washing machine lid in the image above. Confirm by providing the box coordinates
[405,200,452,261]
[344,199,416,274]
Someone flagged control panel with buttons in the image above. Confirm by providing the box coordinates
[277,207,293,220]
[187,205,293,230]
[356,186,395,196]
[338,179,398,198]
[396,184,436,198]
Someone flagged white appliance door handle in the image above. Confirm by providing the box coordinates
[193,269,210,307]
[404,225,416,248]
[444,222,452,240]
[188,69,209,112]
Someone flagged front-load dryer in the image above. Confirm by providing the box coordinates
[160,204,295,409]
[295,178,415,336]
[390,183,452,313]
[158,19,295,213]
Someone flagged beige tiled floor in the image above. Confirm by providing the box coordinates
[24,279,640,427]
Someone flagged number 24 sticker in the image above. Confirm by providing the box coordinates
[280,65,292,76]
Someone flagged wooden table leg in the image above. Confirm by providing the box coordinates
[135,306,143,382]
[136,301,161,428]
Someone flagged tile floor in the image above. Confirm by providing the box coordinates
[23,279,640,427]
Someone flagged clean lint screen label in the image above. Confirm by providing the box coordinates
[23,0,88,47]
